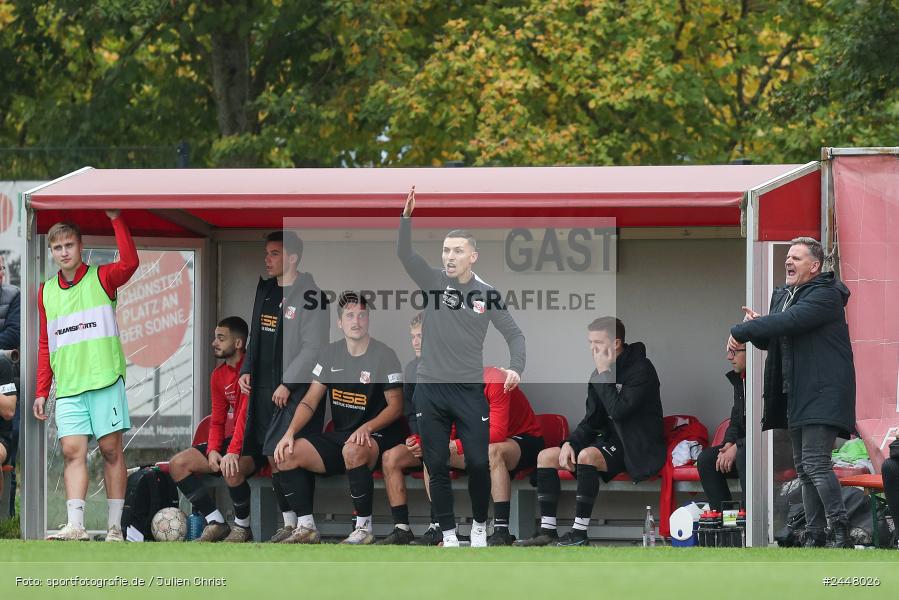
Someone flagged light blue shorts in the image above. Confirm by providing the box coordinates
[55,378,131,440]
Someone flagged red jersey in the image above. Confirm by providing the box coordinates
[453,367,542,455]
[207,354,247,456]
[37,217,139,398]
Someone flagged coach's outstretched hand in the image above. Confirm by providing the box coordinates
[402,185,415,218]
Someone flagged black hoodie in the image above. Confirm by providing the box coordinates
[566,342,665,482]
[731,271,855,437]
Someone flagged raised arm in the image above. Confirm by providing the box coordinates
[98,211,139,297]
[397,187,439,290]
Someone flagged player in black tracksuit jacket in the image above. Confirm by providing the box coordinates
[517,318,664,547]
[397,187,525,546]
[237,231,330,541]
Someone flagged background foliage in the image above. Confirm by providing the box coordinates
[1,0,896,173]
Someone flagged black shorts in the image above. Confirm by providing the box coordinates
[301,426,407,475]
[509,434,544,473]
[587,439,627,482]
[258,384,324,457]
[192,437,267,476]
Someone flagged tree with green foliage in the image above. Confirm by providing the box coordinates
[0,0,896,174]
[770,0,899,157]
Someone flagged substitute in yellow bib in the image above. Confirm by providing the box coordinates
[33,210,139,542]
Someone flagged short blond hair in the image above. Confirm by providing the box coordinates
[47,222,82,246]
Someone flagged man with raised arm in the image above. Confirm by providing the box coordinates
[33,212,138,541]
[397,186,526,547]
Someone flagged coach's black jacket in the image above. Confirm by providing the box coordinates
[730,271,855,438]
[239,273,330,453]
[566,342,665,482]
[722,370,746,446]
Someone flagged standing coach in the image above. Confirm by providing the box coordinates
[397,186,525,548]
[730,237,855,548]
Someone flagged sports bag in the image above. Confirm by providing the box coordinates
[120,465,179,541]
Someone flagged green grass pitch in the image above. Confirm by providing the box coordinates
[1,540,895,599]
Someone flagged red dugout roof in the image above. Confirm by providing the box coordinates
[26,165,818,237]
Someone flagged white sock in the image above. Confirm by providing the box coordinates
[107,499,124,529]
[298,514,315,529]
[541,516,557,530]
[205,509,225,524]
[356,515,372,532]
[283,511,298,528]
[472,520,486,530]
[396,523,411,531]
[67,499,86,529]
[572,517,590,531]
[442,528,456,540]
[234,516,250,528]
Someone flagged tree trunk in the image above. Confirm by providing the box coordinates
[211,32,250,136]
[210,23,256,166]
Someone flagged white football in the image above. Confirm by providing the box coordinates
[151,507,187,541]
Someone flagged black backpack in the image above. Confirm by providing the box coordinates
[775,485,876,546]
[120,465,179,541]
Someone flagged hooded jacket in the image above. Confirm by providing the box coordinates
[731,271,855,437]
[566,342,665,482]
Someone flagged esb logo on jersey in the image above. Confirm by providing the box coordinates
[359,371,371,384]
[472,300,486,314]
[284,306,297,320]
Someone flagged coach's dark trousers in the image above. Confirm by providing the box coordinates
[415,380,490,532]
[789,425,846,534]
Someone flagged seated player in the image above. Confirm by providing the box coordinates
[515,317,665,547]
[421,366,544,546]
[0,356,16,500]
[169,317,266,542]
[273,292,405,544]
[379,313,441,545]
[697,339,746,510]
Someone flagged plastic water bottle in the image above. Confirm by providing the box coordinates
[642,505,656,547]
[187,511,204,541]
